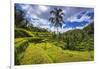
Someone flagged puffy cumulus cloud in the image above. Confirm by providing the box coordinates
[31,18,51,29]
[38,5,49,12]
[20,4,31,10]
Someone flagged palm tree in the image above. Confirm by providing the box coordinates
[49,8,64,34]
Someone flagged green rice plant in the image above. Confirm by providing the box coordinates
[15,28,34,38]
[15,39,29,65]
[45,44,94,62]
[63,50,94,61]
[15,40,29,53]
[43,43,70,63]
[15,38,25,43]
[20,43,53,65]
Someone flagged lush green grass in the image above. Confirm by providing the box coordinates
[20,43,53,65]
[15,39,94,65]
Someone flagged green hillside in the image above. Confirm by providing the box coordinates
[15,22,94,65]
[62,22,94,50]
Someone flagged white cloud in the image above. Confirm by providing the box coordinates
[75,26,84,29]
[80,15,91,21]
[30,14,39,19]
[31,18,50,29]
[20,5,30,10]
[75,22,90,30]
[67,11,92,23]
[49,26,73,33]
[38,5,49,12]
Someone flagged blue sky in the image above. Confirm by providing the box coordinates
[15,3,94,33]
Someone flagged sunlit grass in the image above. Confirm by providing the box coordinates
[15,39,94,65]
[20,43,53,65]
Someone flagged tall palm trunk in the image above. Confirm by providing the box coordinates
[56,27,59,39]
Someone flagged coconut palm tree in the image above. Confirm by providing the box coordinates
[49,8,64,34]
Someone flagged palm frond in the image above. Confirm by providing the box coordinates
[50,10,55,14]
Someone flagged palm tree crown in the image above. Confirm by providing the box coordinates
[49,8,64,33]
[49,8,64,28]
